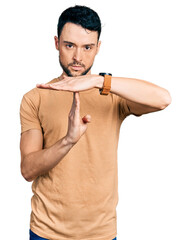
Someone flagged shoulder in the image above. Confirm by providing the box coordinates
[23,87,39,98]
[22,87,40,108]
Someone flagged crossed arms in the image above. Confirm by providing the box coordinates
[20,75,171,181]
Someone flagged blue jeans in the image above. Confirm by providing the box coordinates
[30,230,117,240]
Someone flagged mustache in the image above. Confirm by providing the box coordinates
[68,61,85,68]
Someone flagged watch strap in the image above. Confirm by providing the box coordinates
[99,73,112,95]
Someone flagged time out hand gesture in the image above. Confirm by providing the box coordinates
[36,75,102,92]
[65,92,91,144]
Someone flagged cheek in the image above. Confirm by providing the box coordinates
[85,52,97,64]
[59,51,72,65]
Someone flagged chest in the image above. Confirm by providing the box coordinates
[38,90,120,147]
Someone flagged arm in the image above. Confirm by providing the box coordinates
[37,74,171,116]
[20,92,91,182]
[109,77,171,115]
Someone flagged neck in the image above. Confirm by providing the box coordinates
[59,70,92,80]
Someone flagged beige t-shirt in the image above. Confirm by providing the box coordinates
[20,78,130,240]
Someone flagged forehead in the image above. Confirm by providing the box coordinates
[60,22,98,44]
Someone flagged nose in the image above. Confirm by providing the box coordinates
[73,48,82,62]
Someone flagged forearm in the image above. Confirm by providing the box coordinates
[21,93,90,182]
[96,75,171,110]
[21,137,74,182]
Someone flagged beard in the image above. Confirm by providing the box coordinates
[59,56,93,77]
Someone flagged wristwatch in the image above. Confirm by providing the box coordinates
[99,73,112,95]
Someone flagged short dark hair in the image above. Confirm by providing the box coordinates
[57,5,102,40]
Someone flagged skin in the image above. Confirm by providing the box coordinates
[20,92,90,181]
[55,22,101,77]
[20,22,171,182]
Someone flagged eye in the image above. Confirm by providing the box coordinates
[66,44,73,49]
[84,45,91,51]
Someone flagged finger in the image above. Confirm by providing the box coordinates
[82,114,91,124]
[48,80,65,87]
[48,79,71,89]
[36,83,52,89]
[74,92,80,101]
[74,92,80,110]
[36,82,66,90]
[70,92,80,115]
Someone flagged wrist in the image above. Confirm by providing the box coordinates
[93,74,104,89]
[98,73,112,95]
[62,136,76,148]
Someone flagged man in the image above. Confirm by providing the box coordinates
[20,5,171,240]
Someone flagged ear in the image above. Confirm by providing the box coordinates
[54,36,59,50]
[96,41,101,55]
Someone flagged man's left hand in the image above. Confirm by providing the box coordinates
[36,74,103,92]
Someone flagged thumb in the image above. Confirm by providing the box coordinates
[82,114,91,124]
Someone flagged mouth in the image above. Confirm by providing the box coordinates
[70,65,83,71]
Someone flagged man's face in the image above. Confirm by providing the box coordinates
[54,22,101,77]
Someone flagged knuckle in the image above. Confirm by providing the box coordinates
[68,113,73,119]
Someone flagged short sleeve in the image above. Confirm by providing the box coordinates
[20,89,42,134]
[117,96,131,121]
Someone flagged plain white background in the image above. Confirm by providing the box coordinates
[0,0,190,239]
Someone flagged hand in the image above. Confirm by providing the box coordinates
[65,92,91,144]
[36,74,103,92]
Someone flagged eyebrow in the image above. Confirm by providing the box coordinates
[63,41,96,46]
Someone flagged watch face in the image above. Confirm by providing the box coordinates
[99,72,112,76]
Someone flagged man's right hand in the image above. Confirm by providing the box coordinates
[65,92,91,145]
[20,92,91,182]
